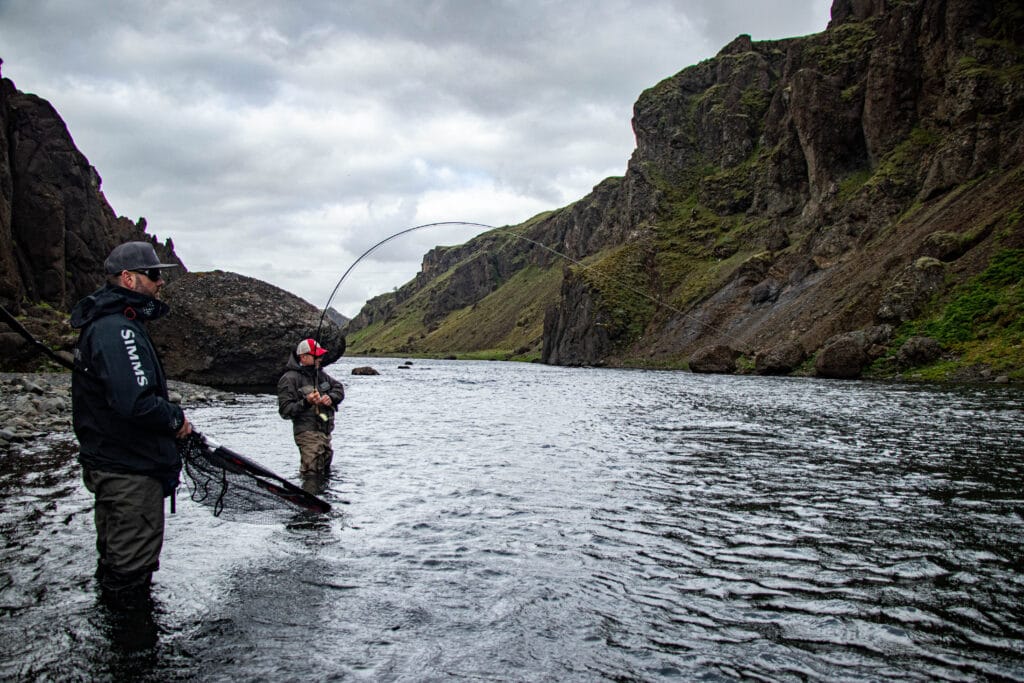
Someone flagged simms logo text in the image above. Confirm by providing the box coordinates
[121,329,149,387]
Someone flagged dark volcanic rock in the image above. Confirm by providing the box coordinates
[689,345,741,374]
[755,340,806,375]
[815,325,893,379]
[148,271,346,388]
[815,339,866,379]
[542,270,613,366]
[897,336,943,368]
[0,68,182,313]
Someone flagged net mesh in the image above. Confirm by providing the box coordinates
[178,432,330,522]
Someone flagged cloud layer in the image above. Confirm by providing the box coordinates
[0,0,831,315]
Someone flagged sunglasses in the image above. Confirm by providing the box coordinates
[131,268,163,281]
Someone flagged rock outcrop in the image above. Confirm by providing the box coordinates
[147,271,346,388]
[689,345,742,374]
[0,64,182,314]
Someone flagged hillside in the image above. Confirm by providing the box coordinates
[345,0,1024,381]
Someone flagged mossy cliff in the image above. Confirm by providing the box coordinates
[347,0,1024,381]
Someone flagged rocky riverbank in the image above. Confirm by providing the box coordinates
[0,372,238,453]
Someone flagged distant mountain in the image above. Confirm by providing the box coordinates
[344,0,1023,381]
[325,307,350,328]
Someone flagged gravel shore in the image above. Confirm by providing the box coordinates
[0,372,238,453]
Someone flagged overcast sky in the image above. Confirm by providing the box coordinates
[0,0,831,316]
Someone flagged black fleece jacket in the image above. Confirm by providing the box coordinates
[70,284,184,494]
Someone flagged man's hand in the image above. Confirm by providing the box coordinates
[318,395,333,407]
[176,415,192,439]
[306,390,321,404]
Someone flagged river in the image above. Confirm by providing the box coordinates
[1,359,1023,681]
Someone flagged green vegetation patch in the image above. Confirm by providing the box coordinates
[805,20,877,75]
[422,264,561,356]
[924,249,1024,343]
[892,249,1024,379]
[578,243,658,347]
[348,262,562,359]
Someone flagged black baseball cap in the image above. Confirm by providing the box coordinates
[104,241,179,275]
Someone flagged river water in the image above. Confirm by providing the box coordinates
[1,359,1023,681]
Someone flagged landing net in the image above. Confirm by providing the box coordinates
[179,431,331,521]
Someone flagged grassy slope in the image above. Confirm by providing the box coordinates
[347,262,562,361]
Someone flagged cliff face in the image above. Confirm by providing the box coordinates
[0,65,187,370]
[347,0,1024,380]
[0,65,183,314]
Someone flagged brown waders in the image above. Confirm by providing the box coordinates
[295,430,333,477]
[82,469,164,608]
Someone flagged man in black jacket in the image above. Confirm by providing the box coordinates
[71,241,191,607]
[277,338,345,478]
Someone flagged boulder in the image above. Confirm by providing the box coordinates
[815,325,894,379]
[750,279,782,306]
[876,257,946,324]
[919,231,970,262]
[897,336,943,367]
[815,337,868,379]
[148,271,346,388]
[689,345,741,374]
[352,366,380,376]
[755,341,805,375]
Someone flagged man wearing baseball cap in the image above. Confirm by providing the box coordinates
[277,337,345,480]
[70,240,191,609]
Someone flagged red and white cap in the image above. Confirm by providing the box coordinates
[296,338,328,357]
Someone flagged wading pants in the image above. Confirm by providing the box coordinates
[82,469,165,596]
[295,430,333,476]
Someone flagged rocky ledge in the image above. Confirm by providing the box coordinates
[0,372,238,453]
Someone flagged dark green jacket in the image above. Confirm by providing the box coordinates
[277,354,345,435]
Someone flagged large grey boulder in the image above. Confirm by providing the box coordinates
[689,344,741,374]
[148,271,346,388]
[755,341,805,375]
[815,325,893,379]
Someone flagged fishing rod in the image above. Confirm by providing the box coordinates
[313,220,745,349]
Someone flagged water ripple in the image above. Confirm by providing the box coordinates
[1,362,1023,680]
